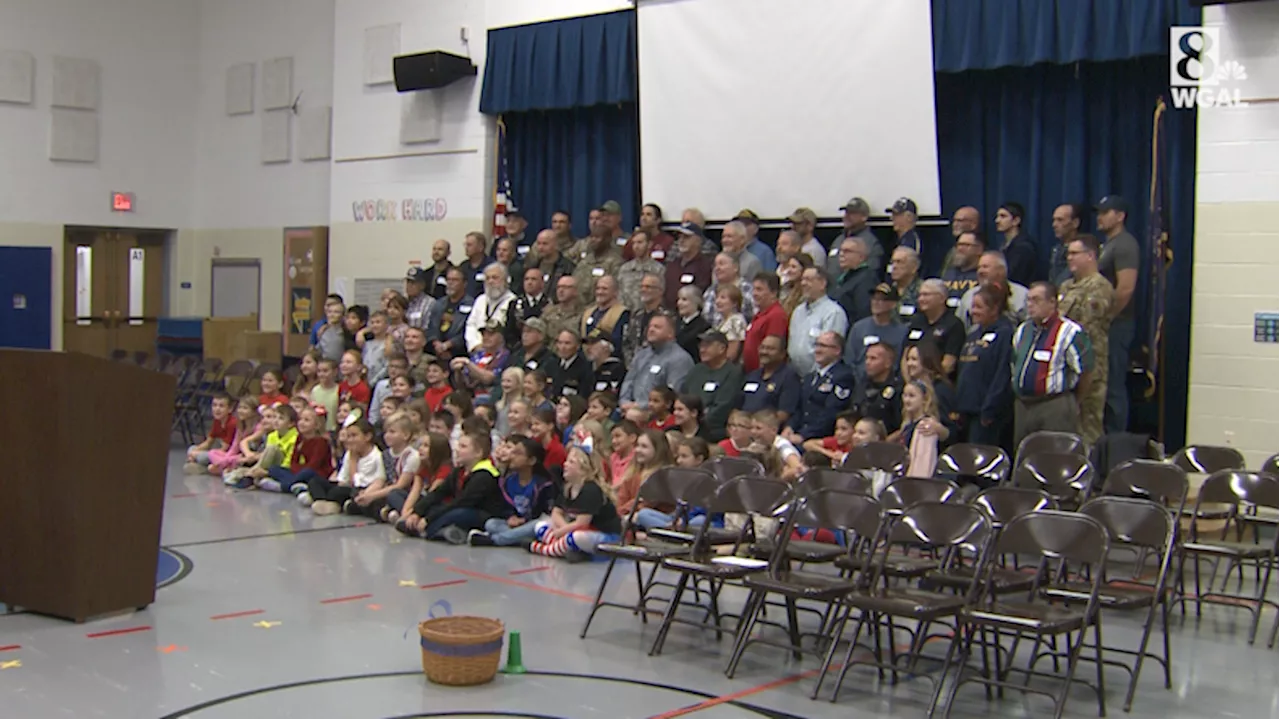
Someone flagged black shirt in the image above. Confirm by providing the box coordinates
[547,353,595,399]
[591,357,626,395]
[558,481,622,535]
[509,345,554,376]
[738,363,802,419]
[854,375,903,433]
[1001,233,1039,287]
[675,314,711,362]
[905,310,966,367]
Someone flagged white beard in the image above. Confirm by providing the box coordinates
[486,287,505,304]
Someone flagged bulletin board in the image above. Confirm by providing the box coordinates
[283,227,329,358]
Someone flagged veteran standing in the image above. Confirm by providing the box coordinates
[1057,235,1114,446]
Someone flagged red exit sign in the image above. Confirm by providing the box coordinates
[111,192,135,212]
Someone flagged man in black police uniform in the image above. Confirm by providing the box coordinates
[547,329,594,398]
[583,329,626,395]
[507,317,554,377]
[508,266,550,338]
[738,334,802,425]
[904,278,966,377]
[783,330,855,443]
[854,342,902,433]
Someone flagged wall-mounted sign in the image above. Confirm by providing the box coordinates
[111,191,135,212]
[351,198,448,223]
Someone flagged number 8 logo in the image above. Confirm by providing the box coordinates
[1177,30,1215,83]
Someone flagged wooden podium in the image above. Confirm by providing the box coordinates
[0,350,175,621]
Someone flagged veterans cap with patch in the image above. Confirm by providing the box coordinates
[522,317,548,335]
[871,282,900,301]
[674,222,706,238]
[405,267,428,284]
[1093,195,1130,213]
[735,208,760,223]
[886,197,918,214]
[482,318,506,333]
[841,197,871,214]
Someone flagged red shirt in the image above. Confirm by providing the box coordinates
[339,379,371,407]
[291,436,333,474]
[742,300,789,372]
[417,460,452,484]
[258,392,289,410]
[423,385,451,413]
[717,438,744,457]
[648,415,677,432]
[664,253,714,307]
[821,436,851,455]
[209,416,237,447]
[623,231,675,263]
[542,435,567,469]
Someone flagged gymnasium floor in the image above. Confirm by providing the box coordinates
[1,450,1277,719]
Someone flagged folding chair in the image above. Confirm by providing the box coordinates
[749,469,871,565]
[649,476,793,656]
[703,455,765,483]
[1039,497,1178,713]
[580,467,719,638]
[923,487,1056,596]
[1173,470,1278,644]
[936,443,1012,491]
[938,510,1110,719]
[1012,452,1095,509]
[819,502,993,712]
[725,488,883,679]
[1015,430,1087,464]
[1263,454,1279,477]
[220,359,258,398]
[843,441,910,476]
[1170,445,1246,474]
[835,477,962,582]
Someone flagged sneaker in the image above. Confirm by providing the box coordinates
[342,499,357,515]
[312,500,341,516]
[222,473,240,486]
[290,483,308,496]
[257,478,281,493]
[182,462,203,475]
[468,530,495,547]
[297,492,313,507]
[439,526,468,545]
[233,476,255,490]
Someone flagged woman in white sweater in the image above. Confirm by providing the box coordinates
[298,418,385,516]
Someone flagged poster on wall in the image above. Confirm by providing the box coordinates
[282,227,328,358]
[291,287,313,334]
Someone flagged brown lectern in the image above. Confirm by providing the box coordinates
[0,350,175,622]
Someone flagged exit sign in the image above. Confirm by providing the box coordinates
[111,192,135,212]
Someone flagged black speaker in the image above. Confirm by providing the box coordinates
[393,51,477,92]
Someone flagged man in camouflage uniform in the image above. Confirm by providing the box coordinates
[569,204,626,298]
[541,274,586,342]
[1057,235,1114,445]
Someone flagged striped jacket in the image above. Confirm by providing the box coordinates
[1011,313,1093,398]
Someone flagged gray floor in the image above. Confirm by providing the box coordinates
[1,450,1276,719]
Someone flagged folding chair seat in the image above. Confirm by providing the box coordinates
[725,489,884,678]
[1170,445,1246,474]
[936,443,1012,490]
[836,477,962,579]
[580,467,719,638]
[920,487,1057,596]
[818,502,992,708]
[1013,452,1095,510]
[1015,430,1087,465]
[938,510,1110,719]
[747,469,870,564]
[843,441,909,476]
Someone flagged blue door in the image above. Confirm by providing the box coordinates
[0,246,53,350]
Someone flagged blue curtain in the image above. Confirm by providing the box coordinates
[480,11,636,114]
[933,0,1202,72]
[934,62,1197,447]
[505,105,639,238]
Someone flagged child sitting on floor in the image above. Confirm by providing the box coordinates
[225,404,299,488]
[256,407,332,493]
[206,397,260,475]
[403,431,502,543]
[185,393,236,474]
[300,418,384,516]
[349,413,416,518]
[608,420,640,486]
[529,406,567,470]
[387,431,452,528]
[257,367,289,411]
[645,387,677,431]
[529,445,623,561]
[369,353,410,424]
[470,434,556,547]
[338,350,372,407]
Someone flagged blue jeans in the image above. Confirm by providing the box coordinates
[483,517,542,545]
[1105,317,1134,434]
[265,466,317,492]
[386,488,410,512]
[425,507,486,540]
[634,508,675,529]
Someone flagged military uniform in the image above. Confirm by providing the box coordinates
[790,362,856,440]
[541,300,585,342]
[854,375,903,434]
[569,241,625,298]
[589,356,626,395]
[1058,273,1114,445]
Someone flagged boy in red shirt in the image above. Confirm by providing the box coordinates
[338,349,372,406]
[422,360,452,413]
[530,406,567,469]
[645,387,677,431]
[185,393,236,474]
[803,411,858,464]
[717,409,753,457]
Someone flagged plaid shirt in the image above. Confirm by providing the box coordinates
[1011,313,1093,397]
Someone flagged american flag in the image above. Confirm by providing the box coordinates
[493,116,517,238]
[1144,97,1171,400]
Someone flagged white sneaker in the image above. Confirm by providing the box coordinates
[312,500,341,516]
[297,491,313,507]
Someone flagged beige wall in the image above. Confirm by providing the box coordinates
[328,219,478,294]
[169,229,286,331]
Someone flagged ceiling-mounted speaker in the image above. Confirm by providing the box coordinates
[393,51,477,92]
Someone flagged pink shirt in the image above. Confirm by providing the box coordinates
[610,450,634,488]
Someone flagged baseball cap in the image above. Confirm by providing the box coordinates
[522,317,548,335]
[698,329,729,345]
[405,267,428,284]
[787,207,818,224]
[482,318,506,333]
[871,283,900,301]
[674,222,706,238]
[886,197,918,214]
[735,208,760,223]
[504,209,524,219]
[1094,195,1130,213]
[598,200,622,214]
[841,197,871,214]
[583,327,611,344]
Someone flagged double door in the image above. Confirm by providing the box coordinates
[62,229,167,358]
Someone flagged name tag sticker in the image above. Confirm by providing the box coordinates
[809,327,821,338]
[900,305,916,316]
[652,250,665,261]
[743,382,760,392]
[828,246,839,256]
[474,272,484,281]
[436,276,447,285]
[982,332,997,342]
[592,267,605,276]
[1033,349,1052,362]
[946,297,960,307]
[702,381,718,392]
[586,315,596,325]
[517,245,530,255]
[864,335,879,346]
[680,273,694,284]
[650,364,662,374]
[908,329,924,340]
[459,304,473,313]
[595,381,608,391]
[526,360,538,369]
[616,237,628,246]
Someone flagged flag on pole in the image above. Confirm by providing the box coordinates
[493,116,517,238]
[1143,97,1171,399]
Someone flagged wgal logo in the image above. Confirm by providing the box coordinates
[1170,27,1248,109]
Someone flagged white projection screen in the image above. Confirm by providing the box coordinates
[637,0,942,221]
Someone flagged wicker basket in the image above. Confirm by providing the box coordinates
[418,616,505,686]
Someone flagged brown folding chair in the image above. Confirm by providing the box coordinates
[937,443,1013,490]
[938,510,1110,719]
[703,455,765,483]
[1012,452,1095,510]
[1262,454,1279,477]
[843,441,910,476]
[1015,430,1087,464]
[220,359,258,398]
[923,487,1056,597]
[1170,445,1246,474]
